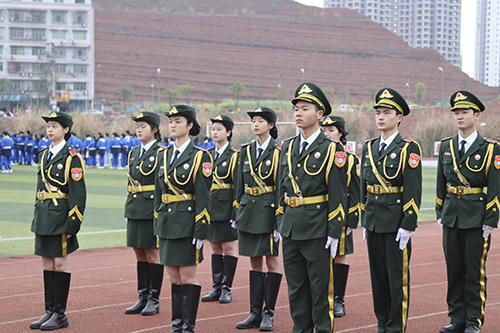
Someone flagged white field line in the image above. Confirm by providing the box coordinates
[0,229,126,241]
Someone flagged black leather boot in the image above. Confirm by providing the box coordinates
[142,263,164,316]
[236,271,265,329]
[201,254,223,302]
[125,262,150,314]
[334,263,349,318]
[171,284,183,333]
[259,272,282,331]
[219,255,238,303]
[181,284,202,333]
[40,271,70,331]
[30,270,55,329]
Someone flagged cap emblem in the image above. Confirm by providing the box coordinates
[137,113,144,118]
[379,89,393,99]
[454,92,468,102]
[254,107,262,112]
[298,84,313,94]
[322,118,336,125]
[214,115,223,120]
[49,112,57,118]
[170,107,179,115]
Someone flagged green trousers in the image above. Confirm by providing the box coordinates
[443,225,490,328]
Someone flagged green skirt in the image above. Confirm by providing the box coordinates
[238,231,279,257]
[35,234,79,257]
[159,237,204,266]
[207,220,238,243]
[336,227,354,256]
[127,218,158,249]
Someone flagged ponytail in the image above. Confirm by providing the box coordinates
[270,124,278,139]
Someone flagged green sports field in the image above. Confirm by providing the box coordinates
[0,165,438,257]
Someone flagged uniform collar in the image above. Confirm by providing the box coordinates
[173,139,191,156]
[140,139,157,153]
[300,128,321,152]
[256,135,271,153]
[379,131,399,149]
[215,141,229,156]
[49,139,66,157]
[458,130,478,150]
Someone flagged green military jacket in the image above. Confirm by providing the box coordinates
[346,152,361,229]
[360,133,422,233]
[234,138,280,234]
[208,145,238,222]
[436,133,500,229]
[124,143,160,220]
[153,141,212,240]
[277,131,347,240]
[31,143,86,236]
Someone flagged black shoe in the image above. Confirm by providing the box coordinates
[259,272,282,331]
[142,263,164,316]
[333,263,349,318]
[30,270,55,329]
[219,255,238,303]
[40,271,71,331]
[440,323,465,333]
[464,325,480,333]
[181,284,202,333]
[334,295,346,318]
[236,271,265,329]
[202,255,223,302]
[125,262,150,314]
[171,284,183,333]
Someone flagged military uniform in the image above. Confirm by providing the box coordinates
[277,83,347,333]
[436,91,500,333]
[360,88,422,333]
[30,111,86,331]
[123,111,164,317]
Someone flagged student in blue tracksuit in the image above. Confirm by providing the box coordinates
[25,132,34,165]
[82,134,92,165]
[119,134,128,169]
[129,134,140,149]
[104,133,111,167]
[70,133,83,154]
[88,136,97,167]
[17,131,26,164]
[96,133,106,168]
[1,132,13,173]
[39,135,50,152]
[33,135,39,165]
[110,133,121,169]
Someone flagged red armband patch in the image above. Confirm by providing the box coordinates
[409,153,420,168]
[71,168,83,181]
[495,156,500,169]
[335,152,347,168]
[203,163,213,177]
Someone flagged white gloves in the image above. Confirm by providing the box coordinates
[437,218,443,229]
[192,238,203,250]
[363,227,367,241]
[346,227,352,236]
[483,225,494,238]
[273,230,282,243]
[325,236,339,259]
[230,220,236,229]
[395,228,412,250]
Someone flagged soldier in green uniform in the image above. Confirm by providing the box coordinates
[436,91,500,333]
[234,107,282,331]
[202,115,239,304]
[320,115,360,318]
[124,112,164,316]
[277,82,347,333]
[360,88,422,333]
[154,105,212,333]
[30,111,86,330]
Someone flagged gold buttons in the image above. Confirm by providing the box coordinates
[295,176,299,180]
[316,205,320,209]
[45,170,48,173]
[133,194,137,198]
[313,165,316,168]
[377,162,381,166]
[390,165,393,168]
[168,208,172,212]
[136,166,139,169]
[56,173,59,176]
[459,165,462,168]
[480,197,484,201]
[148,164,151,167]
[168,175,171,179]
[297,164,301,168]
[150,195,154,199]
[188,207,192,211]
[375,196,378,200]
[397,199,400,204]
[252,200,256,203]
[457,196,461,200]
[271,203,275,208]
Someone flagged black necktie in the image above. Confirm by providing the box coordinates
[256,148,263,160]
[47,151,53,162]
[214,152,220,162]
[170,150,180,166]
[379,142,387,155]
[459,140,466,158]
[300,142,308,157]
[139,147,146,159]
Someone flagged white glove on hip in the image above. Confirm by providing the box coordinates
[395,228,412,251]
[346,227,352,236]
[363,227,367,241]
[325,236,339,259]
[230,220,236,229]
[483,225,494,238]
[437,218,443,230]
[192,238,204,250]
[273,230,282,243]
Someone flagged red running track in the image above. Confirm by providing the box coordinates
[1,221,500,332]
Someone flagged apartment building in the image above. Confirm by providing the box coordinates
[0,0,94,112]
[475,0,500,86]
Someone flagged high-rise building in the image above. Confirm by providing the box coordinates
[475,0,500,86]
[324,0,461,66]
[0,0,94,112]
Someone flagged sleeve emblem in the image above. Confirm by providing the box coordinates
[409,153,420,168]
[335,152,347,168]
[71,168,83,181]
[495,156,500,169]
[356,164,360,176]
[203,163,213,177]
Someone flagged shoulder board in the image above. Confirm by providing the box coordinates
[69,148,78,157]
[277,144,282,150]
[194,145,206,151]
[441,136,453,142]
[40,147,49,152]
[283,136,297,142]
[241,142,251,147]
[364,137,378,143]
[208,146,215,151]
[329,138,340,143]
[486,138,498,144]
[404,137,415,143]
[158,146,166,151]
[232,148,240,153]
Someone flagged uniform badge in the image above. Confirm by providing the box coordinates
[444,152,451,156]
[183,163,190,170]
[160,166,164,169]
[495,156,500,169]
[475,154,481,161]
[131,157,134,161]
[315,152,321,158]
[409,153,420,168]
[57,164,63,170]
[149,156,155,162]
[266,160,271,166]
[203,163,213,177]
[335,152,347,168]
[222,162,227,167]
[71,168,82,181]
[356,164,360,176]
[390,153,397,159]
[245,161,249,165]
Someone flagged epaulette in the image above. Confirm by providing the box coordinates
[283,136,297,142]
[441,136,453,142]
[194,145,207,151]
[486,138,498,144]
[232,148,240,153]
[158,146,167,151]
[364,137,378,143]
[208,146,216,151]
[40,147,49,152]
[329,138,340,143]
[69,148,78,157]
[241,142,251,147]
[404,137,415,143]
[277,144,282,150]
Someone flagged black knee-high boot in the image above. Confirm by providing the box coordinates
[181,284,202,333]
[142,263,164,316]
[334,263,350,318]
[219,255,238,303]
[259,272,282,331]
[125,261,150,314]
[30,270,55,329]
[171,284,183,333]
[201,254,223,302]
[236,271,265,329]
[40,271,70,330]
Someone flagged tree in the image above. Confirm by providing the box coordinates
[414,82,426,105]
[229,82,245,109]
[0,79,15,110]
[337,89,350,103]
[367,85,378,100]
[118,84,134,108]
[178,84,194,105]
[323,87,334,104]
[163,89,178,108]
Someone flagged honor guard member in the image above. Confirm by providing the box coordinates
[277,83,347,333]
[30,111,86,330]
[154,105,212,333]
[234,107,282,331]
[124,112,164,317]
[360,88,422,333]
[436,91,500,333]
[320,115,361,318]
[202,115,239,304]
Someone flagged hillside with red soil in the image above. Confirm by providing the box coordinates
[94,0,499,105]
